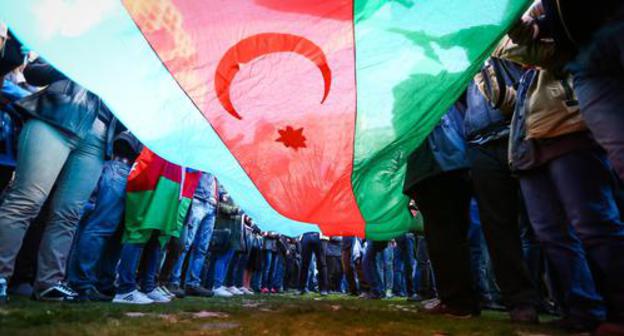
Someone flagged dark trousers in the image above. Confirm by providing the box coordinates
[226,251,248,288]
[157,236,184,284]
[327,256,343,292]
[362,241,388,296]
[341,237,357,294]
[572,21,624,182]
[408,170,478,311]
[299,233,328,292]
[394,234,416,297]
[284,255,300,290]
[520,147,624,323]
[414,236,436,298]
[468,141,538,309]
[261,250,275,289]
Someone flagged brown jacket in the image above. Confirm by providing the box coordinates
[493,36,585,140]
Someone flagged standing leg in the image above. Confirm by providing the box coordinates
[68,160,129,297]
[298,235,313,292]
[314,237,329,293]
[409,171,477,312]
[469,142,538,312]
[185,205,216,288]
[549,148,624,323]
[35,120,105,291]
[0,120,72,282]
[520,163,606,325]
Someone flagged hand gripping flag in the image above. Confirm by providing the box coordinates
[1,0,529,239]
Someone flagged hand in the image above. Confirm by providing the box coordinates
[508,19,538,45]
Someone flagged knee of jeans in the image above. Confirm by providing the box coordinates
[0,186,48,221]
[48,203,85,229]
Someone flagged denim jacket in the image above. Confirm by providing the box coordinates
[464,59,524,145]
[404,104,469,192]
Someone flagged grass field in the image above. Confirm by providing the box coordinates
[0,294,565,336]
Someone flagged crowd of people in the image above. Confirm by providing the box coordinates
[0,1,623,335]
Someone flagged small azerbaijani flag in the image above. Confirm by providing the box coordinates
[124,147,202,244]
[1,0,528,239]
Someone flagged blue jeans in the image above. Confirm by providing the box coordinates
[271,253,285,290]
[206,249,235,289]
[225,251,248,288]
[394,234,416,296]
[299,233,328,292]
[262,250,275,289]
[0,119,105,289]
[520,147,624,322]
[375,246,393,292]
[68,160,130,292]
[116,235,163,294]
[363,241,387,296]
[169,199,216,288]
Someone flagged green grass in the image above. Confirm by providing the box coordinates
[0,294,564,336]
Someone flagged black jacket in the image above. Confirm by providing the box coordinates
[0,32,26,77]
[538,0,624,52]
[16,58,120,158]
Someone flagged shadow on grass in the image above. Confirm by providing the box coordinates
[0,294,564,336]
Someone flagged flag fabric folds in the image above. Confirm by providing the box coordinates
[124,148,202,245]
[0,0,529,239]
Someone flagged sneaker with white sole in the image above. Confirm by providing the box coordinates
[146,288,171,303]
[157,286,175,300]
[113,290,154,305]
[239,287,254,295]
[226,286,243,295]
[213,286,234,298]
[34,282,79,302]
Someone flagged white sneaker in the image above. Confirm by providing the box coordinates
[158,286,175,300]
[146,288,172,303]
[113,290,154,305]
[226,286,243,295]
[213,286,234,298]
[239,287,254,295]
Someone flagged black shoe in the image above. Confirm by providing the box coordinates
[0,277,7,304]
[166,284,186,299]
[77,287,113,302]
[34,282,79,302]
[185,286,213,297]
[509,305,538,324]
[546,317,600,333]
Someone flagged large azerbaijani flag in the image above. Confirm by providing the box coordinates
[1,0,528,239]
